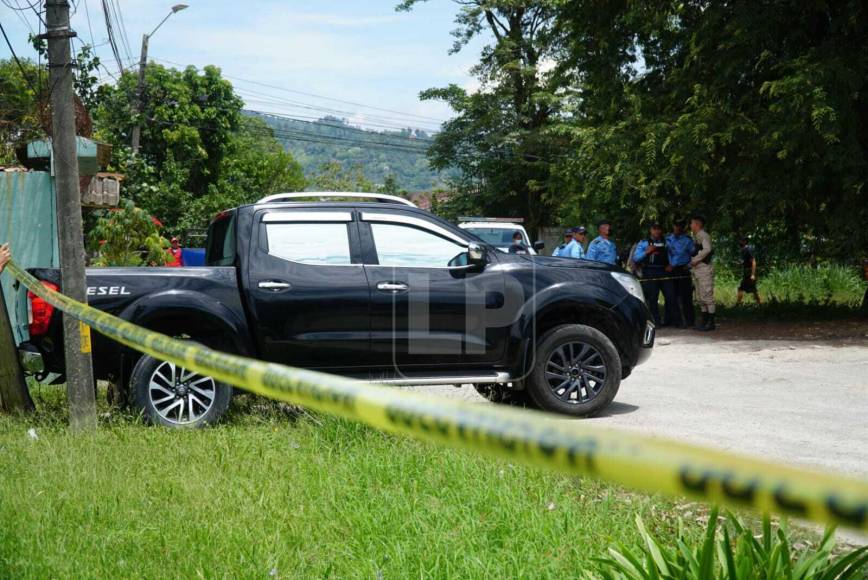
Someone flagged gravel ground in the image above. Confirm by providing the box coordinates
[409,327,868,477]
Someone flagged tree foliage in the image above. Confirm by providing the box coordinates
[251,112,445,191]
[309,161,375,192]
[95,64,305,233]
[410,0,868,260]
[0,58,44,164]
[96,63,243,200]
[552,0,868,259]
[399,0,562,237]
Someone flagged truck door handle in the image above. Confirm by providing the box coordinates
[376,281,408,293]
[258,280,291,291]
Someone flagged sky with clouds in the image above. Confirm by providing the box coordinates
[1,0,486,132]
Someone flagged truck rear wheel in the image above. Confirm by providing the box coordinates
[526,324,621,417]
[130,355,232,428]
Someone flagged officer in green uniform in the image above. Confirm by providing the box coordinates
[689,215,715,331]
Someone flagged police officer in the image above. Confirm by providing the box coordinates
[564,226,587,259]
[666,220,695,327]
[689,214,715,331]
[552,229,573,257]
[633,222,677,326]
[586,220,617,265]
[507,231,530,254]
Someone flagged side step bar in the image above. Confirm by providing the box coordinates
[361,371,511,387]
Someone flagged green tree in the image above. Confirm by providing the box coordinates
[551,0,868,259]
[96,63,243,200]
[310,161,375,192]
[88,199,169,266]
[96,65,306,232]
[178,116,306,231]
[0,58,45,164]
[398,0,563,237]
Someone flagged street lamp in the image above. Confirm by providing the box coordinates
[131,4,190,153]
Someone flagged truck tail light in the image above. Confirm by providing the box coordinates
[27,281,59,337]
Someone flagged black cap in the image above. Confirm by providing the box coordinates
[649,221,662,229]
[563,228,573,236]
[571,226,587,234]
[512,230,523,238]
[597,219,611,227]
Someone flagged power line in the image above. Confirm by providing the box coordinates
[236,89,442,134]
[100,0,124,74]
[2,0,45,27]
[81,0,96,49]
[0,19,39,94]
[106,0,131,62]
[151,56,450,125]
[245,110,438,145]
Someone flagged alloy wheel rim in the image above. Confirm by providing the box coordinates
[544,341,607,404]
[148,361,216,424]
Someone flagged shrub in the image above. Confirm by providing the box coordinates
[87,199,169,267]
[592,508,867,579]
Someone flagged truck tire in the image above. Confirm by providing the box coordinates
[526,324,621,417]
[130,353,232,428]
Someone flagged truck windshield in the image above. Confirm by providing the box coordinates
[205,211,237,266]
[465,227,527,246]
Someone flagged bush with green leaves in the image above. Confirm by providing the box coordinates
[87,199,169,267]
[592,508,867,579]
[715,264,865,309]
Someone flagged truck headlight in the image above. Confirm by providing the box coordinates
[611,272,645,304]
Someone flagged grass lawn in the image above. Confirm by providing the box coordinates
[0,388,712,578]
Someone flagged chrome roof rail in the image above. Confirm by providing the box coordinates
[257,192,417,207]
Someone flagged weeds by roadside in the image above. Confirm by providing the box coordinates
[2,390,864,578]
[594,508,867,579]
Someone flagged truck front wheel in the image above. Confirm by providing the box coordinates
[526,324,622,417]
[130,355,232,428]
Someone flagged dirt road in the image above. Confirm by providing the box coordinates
[412,325,868,477]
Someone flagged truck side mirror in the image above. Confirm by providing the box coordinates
[467,242,486,266]
[533,240,545,252]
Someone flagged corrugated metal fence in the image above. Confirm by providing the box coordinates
[0,170,59,344]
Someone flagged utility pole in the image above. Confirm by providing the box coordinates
[130,33,148,154]
[44,0,97,430]
[131,4,188,153]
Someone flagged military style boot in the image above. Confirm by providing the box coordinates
[705,313,716,331]
[695,312,708,331]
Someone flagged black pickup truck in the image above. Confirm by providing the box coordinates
[20,192,654,427]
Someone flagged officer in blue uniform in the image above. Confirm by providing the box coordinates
[564,226,587,259]
[552,229,573,257]
[586,220,617,265]
[633,221,677,326]
[666,219,695,327]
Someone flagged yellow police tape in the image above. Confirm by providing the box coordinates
[6,260,867,530]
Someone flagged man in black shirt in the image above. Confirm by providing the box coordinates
[507,231,529,255]
[736,237,762,305]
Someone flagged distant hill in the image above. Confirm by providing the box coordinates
[246,111,450,191]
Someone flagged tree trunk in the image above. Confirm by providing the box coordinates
[0,289,34,412]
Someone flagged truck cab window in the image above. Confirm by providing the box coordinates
[370,222,465,268]
[265,222,351,265]
[205,212,237,266]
